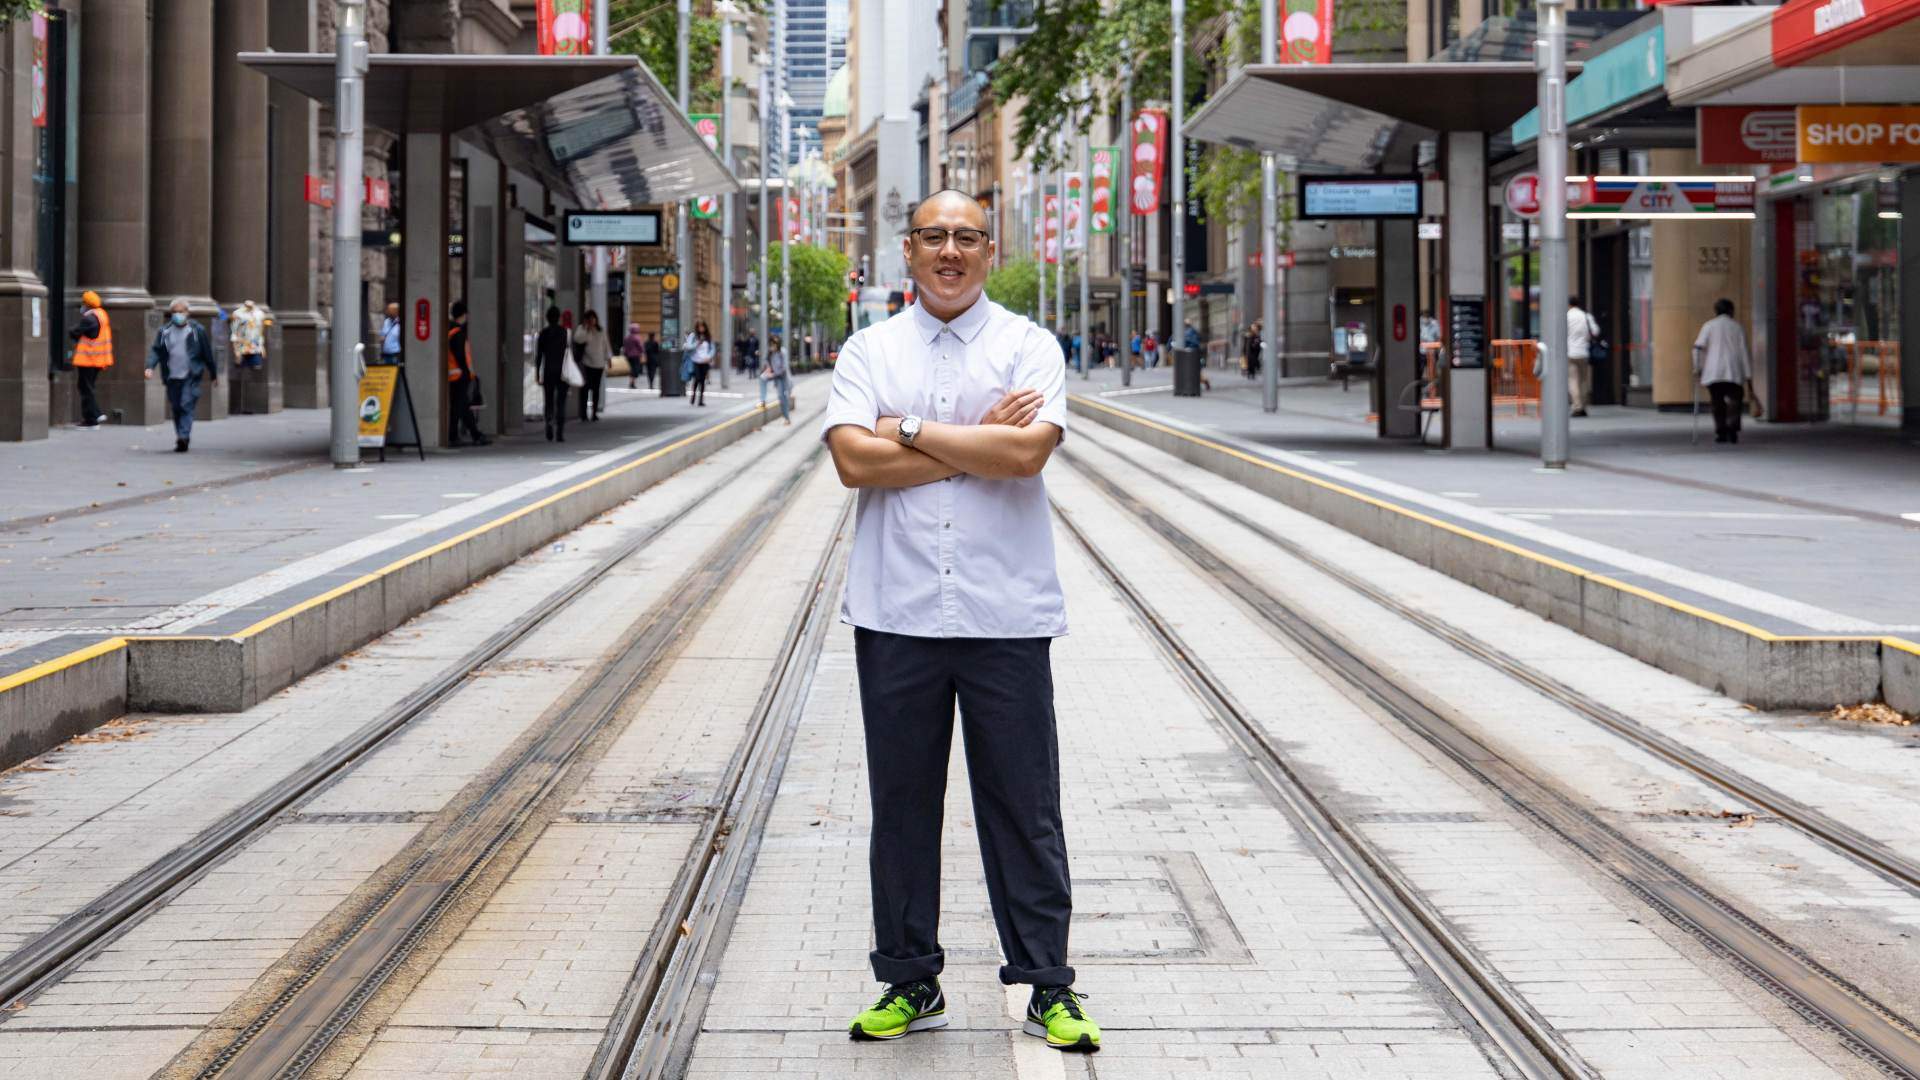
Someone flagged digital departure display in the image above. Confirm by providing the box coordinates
[1298,176,1422,220]
[563,211,663,246]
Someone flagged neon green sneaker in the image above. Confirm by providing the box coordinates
[1024,985,1100,1052]
[848,979,947,1041]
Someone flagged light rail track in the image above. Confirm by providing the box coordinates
[1072,425,1920,896]
[1063,442,1920,1079]
[0,415,814,1017]
[191,451,834,1079]
[1052,498,1589,1080]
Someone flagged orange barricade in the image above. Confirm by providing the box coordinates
[1490,339,1542,416]
[1837,340,1902,416]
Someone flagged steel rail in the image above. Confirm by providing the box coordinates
[1063,446,1920,1080]
[1072,426,1920,896]
[593,500,852,1080]
[0,417,819,1016]
[194,448,827,1079]
[1051,498,1588,1080]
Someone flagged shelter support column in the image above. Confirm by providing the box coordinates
[1442,131,1490,450]
[501,204,527,435]
[151,0,226,424]
[1376,216,1420,438]
[463,150,502,437]
[270,0,325,408]
[0,23,48,441]
[402,131,448,449]
[214,0,278,414]
[78,0,161,424]
[1903,178,1920,435]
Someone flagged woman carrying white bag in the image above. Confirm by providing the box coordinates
[534,305,581,442]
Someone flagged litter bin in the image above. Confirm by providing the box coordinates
[659,347,686,398]
[1172,347,1203,397]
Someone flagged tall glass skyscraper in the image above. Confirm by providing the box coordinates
[780,0,848,162]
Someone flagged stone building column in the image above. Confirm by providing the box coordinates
[151,0,225,424]
[270,0,326,408]
[78,0,161,424]
[215,0,279,414]
[0,23,49,441]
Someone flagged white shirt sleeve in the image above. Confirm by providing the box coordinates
[1016,322,1069,442]
[820,331,879,439]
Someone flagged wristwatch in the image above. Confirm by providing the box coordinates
[897,415,923,446]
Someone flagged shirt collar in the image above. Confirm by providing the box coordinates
[912,294,991,345]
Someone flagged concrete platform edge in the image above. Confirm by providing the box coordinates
[1070,394,1917,713]
[0,405,774,769]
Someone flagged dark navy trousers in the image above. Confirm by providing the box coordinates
[853,627,1074,988]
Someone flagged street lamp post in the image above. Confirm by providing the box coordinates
[757,59,770,367]
[677,0,693,354]
[1539,0,1570,467]
[1054,130,1065,353]
[1034,167,1047,326]
[1170,0,1186,346]
[1077,89,1090,381]
[779,87,791,360]
[1261,0,1281,412]
[718,3,739,388]
[1119,42,1133,388]
[589,0,609,324]
[329,0,367,468]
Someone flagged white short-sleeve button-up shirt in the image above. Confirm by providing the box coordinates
[821,295,1068,639]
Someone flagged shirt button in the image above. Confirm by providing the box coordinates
[944,569,951,575]
[944,522,951,528]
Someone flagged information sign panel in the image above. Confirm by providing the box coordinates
[563,210,662,246]
[1298,176,1421,220]
[1447,296,1486,369]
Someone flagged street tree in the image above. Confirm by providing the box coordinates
[985,258,1041,317]
[608,0,767,113]
[759,241,852,341]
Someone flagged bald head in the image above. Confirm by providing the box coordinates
[910,189,988,231]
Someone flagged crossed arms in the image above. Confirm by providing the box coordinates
[826,389,1061,488]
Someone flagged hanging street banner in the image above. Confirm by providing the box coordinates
[1567,178,1755,218]
[1279,0,1335,64]
[1063,172,1085,251]
[689,115,722,218]
[1043,191,1060,264]
[690,195,720,219]
[536,0,592,55]
[1090,147,1116,234]
[1130,109,1167,216]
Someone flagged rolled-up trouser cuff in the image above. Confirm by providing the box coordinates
[1000,962,1076,987]
[871,947,945,986]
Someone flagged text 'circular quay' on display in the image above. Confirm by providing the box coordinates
[0,3,1917,1079]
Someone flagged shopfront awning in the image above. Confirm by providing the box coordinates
[240,53,740,207]
[1184,63,1577,172]
[1666,0,1920,105]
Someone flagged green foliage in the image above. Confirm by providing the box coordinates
[608,0,766,113]
[0,1,39,23]
[760,242,852,339]
[985,258,1041,316]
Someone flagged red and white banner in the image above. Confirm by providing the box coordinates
[1278,0,1335,64]
[1063,172,1084,251]
[1697,106,1798,163]
[537,0,593,56]
[1130,109,1167,216]
[1043,192,1060,265]
[780,195,804,240]
[1772,0,1920,67]
[1089,147,1116,235]
[30,14,46,129]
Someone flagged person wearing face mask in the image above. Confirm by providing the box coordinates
[144,297,218,452]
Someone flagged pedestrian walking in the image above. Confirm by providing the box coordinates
[379,301,403,364]
[534,305,571,442]
[684,320,715,406]
[143,297,218,452]
[1566,294,1601,417]
[1182,319,1201,352]
[572,310,610,421]
[822,189,1100,1053]
[1692,298,1752,445]
[623,322,646,389]
[643,331,662,390]
[759,332,793,424]
[1129,331,1142,369]
[446,299,489,447]
[67,289,113,427]
[1141,330,1160,369]
[1243,321,1262,379]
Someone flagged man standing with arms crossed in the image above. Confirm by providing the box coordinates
[822,190,1100,1053]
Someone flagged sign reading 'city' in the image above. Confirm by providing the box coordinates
[1130,109,1168,216]
[1298,177,1422,219]
[1089,148,1116,235]
[1278,0,1335,64]
[1568,179,1755,218]
[536,0,593,55]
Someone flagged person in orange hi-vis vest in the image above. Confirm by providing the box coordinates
[67,289,114,427]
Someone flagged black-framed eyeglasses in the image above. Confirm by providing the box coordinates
[910,227,988,252]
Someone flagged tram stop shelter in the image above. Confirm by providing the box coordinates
[239,53,739,450]
[1185,60,1579,449]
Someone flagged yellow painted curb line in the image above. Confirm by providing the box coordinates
[0,406,771,697]
[1071,394,1919,658]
